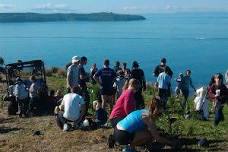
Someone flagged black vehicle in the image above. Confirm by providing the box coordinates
[1,60,48,115]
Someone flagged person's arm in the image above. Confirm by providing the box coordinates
[66,67,72,88]
[208,86,216,100]
[124,91,136,114]
[59,97,65,111]
[141,70,146,91]
[167,66,173,78]
[93,70,101,85]
[79,67,87,80]
[153,66,159,77]
[142,116,174,146]
[77,104,86,123]
[190,78,196,92]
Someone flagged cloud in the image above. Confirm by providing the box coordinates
[32,3,74,12]
[165,5,181,10]
[122,6,139,11]
[0,3,15,10]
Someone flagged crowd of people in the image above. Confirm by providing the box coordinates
[51,55,228,151]
[8,55,228,151]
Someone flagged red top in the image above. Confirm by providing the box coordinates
[109,89,136,120]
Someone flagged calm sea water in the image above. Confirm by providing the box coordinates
[0,13,228,87]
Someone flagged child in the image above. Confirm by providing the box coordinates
[113,70,127,98]
[93,99,108,126]
[175,73,183,97]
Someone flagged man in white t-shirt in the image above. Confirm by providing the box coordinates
[55,86,86,131]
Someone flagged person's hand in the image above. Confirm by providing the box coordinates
[54,106,60,115]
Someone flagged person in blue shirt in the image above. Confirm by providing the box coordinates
[93,59,116,113]
[113,96,175,151]
[156,67,172,109]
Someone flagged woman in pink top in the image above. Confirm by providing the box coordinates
[109,78,140,128]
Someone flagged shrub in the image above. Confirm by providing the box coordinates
[46,69,53,77]
[57,69,66,77]
[51,67,59,73]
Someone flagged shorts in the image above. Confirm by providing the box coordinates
[114,127,135,145]
[100,88,114,96]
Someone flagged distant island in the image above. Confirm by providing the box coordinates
[0,12,146,22]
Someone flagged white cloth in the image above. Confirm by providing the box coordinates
[61,93,85,121]
[194,87,209,119]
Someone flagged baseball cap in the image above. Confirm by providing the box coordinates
[72,56,81,63]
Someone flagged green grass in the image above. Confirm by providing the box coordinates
[0,75,228,151]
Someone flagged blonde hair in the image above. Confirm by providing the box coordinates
[122,78,139,91]
[149,96,163,119]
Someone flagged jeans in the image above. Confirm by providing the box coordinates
[158,88,169,109]
[181,89,189,112]
[29,97,39,115]
[214,101,224,126]
[17,98,29,116]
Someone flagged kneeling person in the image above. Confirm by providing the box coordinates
[114,97,175,151]
[55,86,86,131]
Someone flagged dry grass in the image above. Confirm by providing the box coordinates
[0,114,117,152]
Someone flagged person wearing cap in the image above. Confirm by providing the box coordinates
[130,61,146,109]
[153,58,173,78]
[14,77,29,117]
[66,56,80,93]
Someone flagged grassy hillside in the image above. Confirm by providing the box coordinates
[0,75,228,151]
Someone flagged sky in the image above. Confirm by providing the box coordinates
[0,0,228,14]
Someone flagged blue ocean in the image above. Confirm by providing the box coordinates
[1,13,228,87]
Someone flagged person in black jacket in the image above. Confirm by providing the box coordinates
[131,61,146,109]
[153,58,173,97]
[153,58,173,78]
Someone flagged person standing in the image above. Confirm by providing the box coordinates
[156,67,171,109]
[94,59,116,113]
[131,61,146,109]
[90,63,98,85]
[153,58,173,77]
[122,62,131,78]
[14,77,29,117]
[113,61,122,73]
[66,56,80,93]
[154,58,173,99]
[181,70,196,113]
[29,75,40,115]
[78,56,90,112]
[208,73,228,126]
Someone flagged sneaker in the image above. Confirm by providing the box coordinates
[63,123,70,132]
[107,134,115,148]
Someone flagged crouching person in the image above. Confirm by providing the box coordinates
[55,86,86,131]
[113,97,176,151]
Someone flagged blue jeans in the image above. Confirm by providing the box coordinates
[214,101,224,126]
